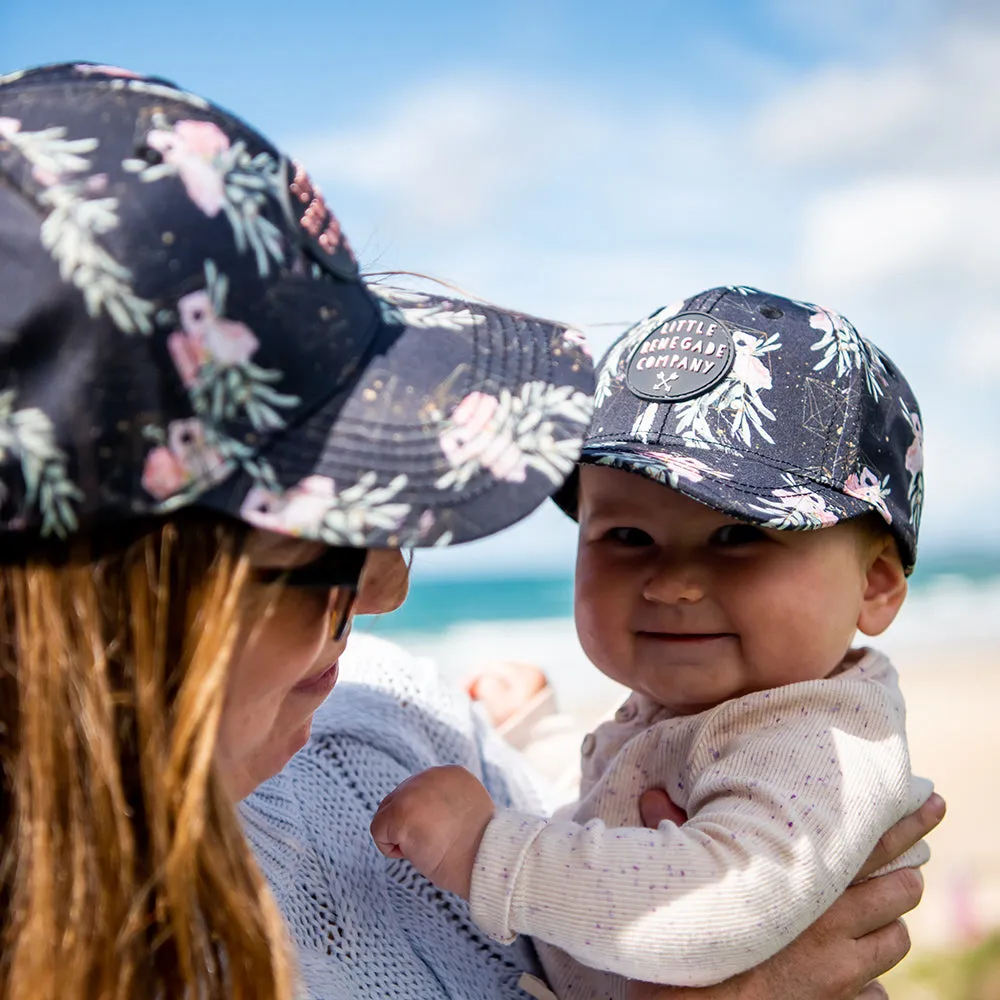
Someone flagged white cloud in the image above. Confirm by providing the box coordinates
[286,14,1000,560]
[799,173,1000,289]
[752,27,1000,171]
[291,79,602,228]
[963,310,1000,381]
[760,0,945,58]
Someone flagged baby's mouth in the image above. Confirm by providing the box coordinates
[638,631,734,643]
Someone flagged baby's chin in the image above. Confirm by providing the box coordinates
[628,664,746,715]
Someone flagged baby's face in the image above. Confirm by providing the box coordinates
[575,464,895,715]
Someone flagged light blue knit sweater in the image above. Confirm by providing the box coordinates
[243,633,547,999]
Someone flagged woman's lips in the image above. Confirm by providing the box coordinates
[293,659,340,696]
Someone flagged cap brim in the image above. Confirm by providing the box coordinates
[202,288,594,548]
[557,441,882,534]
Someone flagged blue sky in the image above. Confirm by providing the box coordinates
[2,1,997,577]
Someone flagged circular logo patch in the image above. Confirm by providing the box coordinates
[625,311,735,402]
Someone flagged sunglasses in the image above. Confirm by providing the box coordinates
[255,546,367,640]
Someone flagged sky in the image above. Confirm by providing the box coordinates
[2,0,997,578]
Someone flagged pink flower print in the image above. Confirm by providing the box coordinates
[808,306,836,337]
[241,475,335,537]
[639,450,705,484]
[905,411,923,477]
[289,161,351,258]
[730,332,773,393]
[770,487,839,526]
[478,430,527,482]
[844,467,893,524]
[440,391,527,483]
[561,326,592,358]
[74,64,144,78]
[146,119,230,217]
[167,419,223,480]
[84,173,109,195]
[176,289,259,367]
[141,418,224,501]
[439,392,497,464]
[141,446,188,500]
[172,120,230,159]
[167,328,208,387]
[31,166,60,187]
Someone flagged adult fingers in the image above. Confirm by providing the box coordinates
[831,869,923,939]
[854,919,912,982]
[857,793,946,879]
[638,789,687,829]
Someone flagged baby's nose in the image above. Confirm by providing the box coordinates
[642,559,706,605]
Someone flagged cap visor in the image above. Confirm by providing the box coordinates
[567,441,881,533]
[205,288,594,548]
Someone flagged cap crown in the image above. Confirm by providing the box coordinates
[587,287,924,569]
[0,64,380,535]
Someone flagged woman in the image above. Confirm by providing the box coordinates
[0,63,937,999]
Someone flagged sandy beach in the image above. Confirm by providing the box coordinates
[890,640,1000,956]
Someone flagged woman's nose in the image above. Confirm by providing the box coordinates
[642,557,705,605]
[354,549,410,616]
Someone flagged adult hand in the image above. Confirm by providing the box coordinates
[629,793,946,1000]
[638,788,687,827]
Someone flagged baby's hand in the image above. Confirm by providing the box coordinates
[464,660,549,727]
[370,764,495,899]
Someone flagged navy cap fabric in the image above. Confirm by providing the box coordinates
[555,286,923,572]
[0,63,594,548]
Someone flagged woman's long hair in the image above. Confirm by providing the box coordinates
[0,513,293,999]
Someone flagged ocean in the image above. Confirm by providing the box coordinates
[354,549,1000,716]
[361,548,1000,636]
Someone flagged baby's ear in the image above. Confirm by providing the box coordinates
[856,534,908,636]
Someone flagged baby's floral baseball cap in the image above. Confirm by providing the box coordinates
[0,63,594,548]
[555,286,923,572]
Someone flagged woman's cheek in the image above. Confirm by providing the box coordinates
[356,550,409,615]
[242,589,332,689]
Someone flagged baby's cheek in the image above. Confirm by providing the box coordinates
[575,605,618,677]
[750,607,843,683]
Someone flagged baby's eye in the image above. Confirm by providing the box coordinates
[606,527,653,547]
[712,523,767,547]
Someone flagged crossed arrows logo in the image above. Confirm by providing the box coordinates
[653,372,681,392]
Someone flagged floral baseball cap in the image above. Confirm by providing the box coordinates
[0,63,594,548]
[555,286,923,572]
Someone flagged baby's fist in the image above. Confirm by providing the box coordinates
[370,764,496,899]
[464,661,548,727]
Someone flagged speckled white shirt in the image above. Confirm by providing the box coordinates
[469,648,932,997]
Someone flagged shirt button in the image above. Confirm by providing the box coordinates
[615,701,638,723]
[581,733,597,757]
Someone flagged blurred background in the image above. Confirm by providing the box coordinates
[3,2,998,994]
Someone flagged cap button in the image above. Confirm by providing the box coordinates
[580,733,597,757]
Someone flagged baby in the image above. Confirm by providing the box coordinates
[372,287,931,998]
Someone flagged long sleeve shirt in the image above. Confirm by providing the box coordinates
[468,648,932,996]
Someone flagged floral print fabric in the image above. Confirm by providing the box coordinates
[0,63,594,546]
[578,286,923,571]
